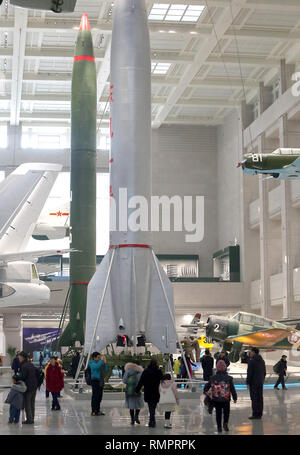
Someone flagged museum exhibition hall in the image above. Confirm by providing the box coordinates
[0,0,300,439]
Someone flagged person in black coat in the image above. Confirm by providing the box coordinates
[70,352,81,379]
[274,355,288,390]
[216,351,230,368]
[135,358,163,427]
[246,347,266,420]
[204,360,237,433]
[18,351,38,424]
[11,352,20,375]
[201,349,214,381]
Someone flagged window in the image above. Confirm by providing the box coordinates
[0,284,15,298]
[151,63,171,74]
[149,3,205,22]
[22,126,70,149]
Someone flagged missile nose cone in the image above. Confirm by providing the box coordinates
[79,13,91,31]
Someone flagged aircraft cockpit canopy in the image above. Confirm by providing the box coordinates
[271,148,300,155]
[232,312,286,329]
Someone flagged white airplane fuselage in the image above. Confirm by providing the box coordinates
[0,261,50,309]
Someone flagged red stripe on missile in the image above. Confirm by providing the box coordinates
[71,281,89,285]
[109,244,150,249]
[74,55,95,62]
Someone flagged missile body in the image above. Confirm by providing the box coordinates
[84,0,177,355]
[60,14,96,346]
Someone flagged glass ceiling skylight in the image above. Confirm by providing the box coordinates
[149,3,205,22]
[151,62,171,74]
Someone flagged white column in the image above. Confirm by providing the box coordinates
[2,313,22,366]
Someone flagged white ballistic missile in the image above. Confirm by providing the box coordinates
[84,0,177,355]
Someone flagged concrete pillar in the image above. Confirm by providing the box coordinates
[6,123,22,176]
[258,135,281,318]
[258,82,273,115]
[280,59,295,94]
[2,313,22,366]
[279,115,300,319]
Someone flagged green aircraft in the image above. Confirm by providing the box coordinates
[204,311,300,362]
[237,148,300,179]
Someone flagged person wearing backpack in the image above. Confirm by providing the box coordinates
[88,352,108,416]
[274,355,288,390]
[159,373,180,429]
[18,351,38,425]
[135,358,163,428]
[204,359,237,433]
[122,362,144,425]
[45,356,64,411]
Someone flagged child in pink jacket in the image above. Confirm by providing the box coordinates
[159,373,180,428]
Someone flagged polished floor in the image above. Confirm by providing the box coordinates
[0,385,299,435]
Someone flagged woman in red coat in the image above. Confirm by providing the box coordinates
[46,356,64,410]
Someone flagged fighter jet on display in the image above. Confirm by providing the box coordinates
[204,311,300,362]
[0,163,73,309]
[10,0,76,13]
[237,148,300,179]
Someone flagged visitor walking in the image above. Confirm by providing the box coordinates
[88,352,108,416]
[11,352,20,375]
[18,351,37,425]
[200,349,214,381]
[135,358,163,428]
[5,375,27,424]
[122,362,144,425]
[159,373,180,429]
[204,360,237,433]
[274,355,288,390]
[247,347,266,420]
[45,356,64,410]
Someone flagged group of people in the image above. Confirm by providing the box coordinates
[5,347,289,433]
[6,351,65,424]
[201,347,288,433]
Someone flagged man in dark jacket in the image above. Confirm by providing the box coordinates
[274,355,288,390]
[11,352,20,375]
[18,351,38,424]
[216,350,230,368]
[201,349,214,381]
[247,347,266,420]
[135,358,163,427]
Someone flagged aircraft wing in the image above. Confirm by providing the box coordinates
[0,163,62,254]
[225,328,291,347]
[0,249,77,265]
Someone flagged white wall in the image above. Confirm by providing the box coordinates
[152,125,218,277]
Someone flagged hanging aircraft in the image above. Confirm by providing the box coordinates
[204,311,300,362]
[0,163,73,309]
[237,148,300,179]
[10,0,76,13]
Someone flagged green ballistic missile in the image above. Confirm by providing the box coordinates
[59,13,97,346]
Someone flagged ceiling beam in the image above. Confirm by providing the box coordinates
[10,8,27,126]
[5,93,241,108]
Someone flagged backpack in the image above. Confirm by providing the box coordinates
[84,366,92,386]
[210,379,231,401]
[126,373,138,396]
[273,362,280,374]
[35,367,44,389]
